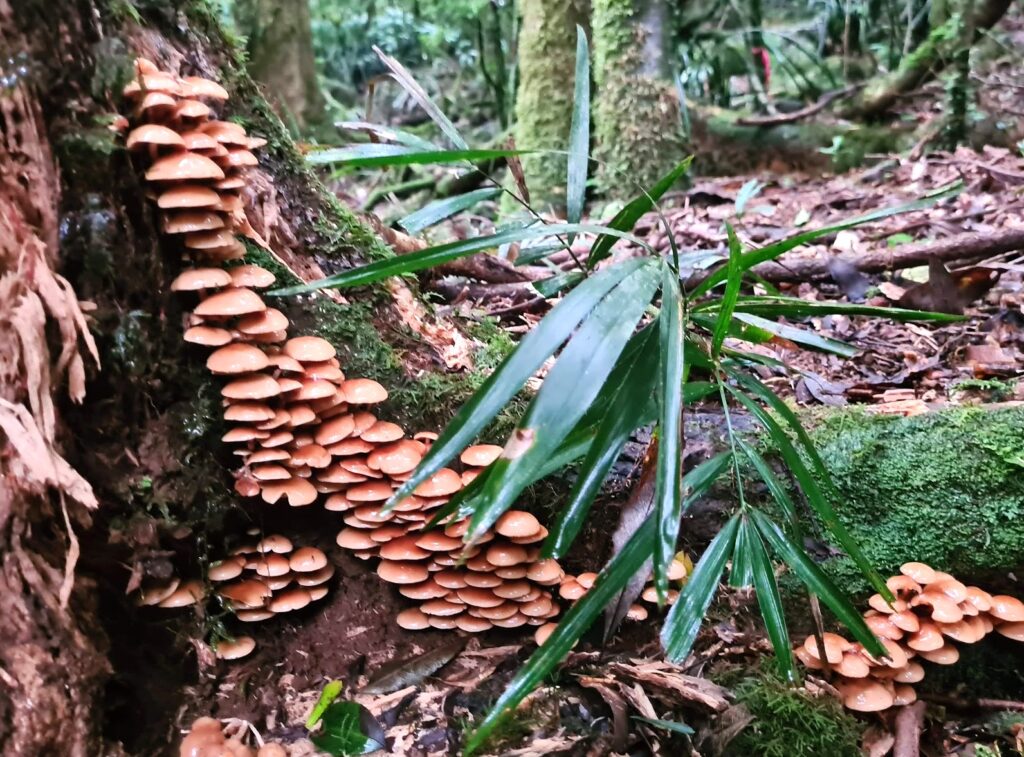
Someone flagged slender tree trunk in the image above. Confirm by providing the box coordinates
[592,0,686,198]
[512,0,589,211]
[234,0,325,129]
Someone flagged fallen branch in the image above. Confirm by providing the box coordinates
[735,86,861,127]
[695,227,1024,285]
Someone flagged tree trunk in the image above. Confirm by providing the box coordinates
[234,0,325,130]
[512,0,589,211]
[592,0,686,197]
[0,1,487,752]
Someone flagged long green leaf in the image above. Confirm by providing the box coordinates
[653,270,686,599]
[385,259,651,510]
[398,188,501,234]
[726,386,891,601]
[732,312,858,357]
[750,509,885,657]
[737,440,799,526]
[702,296,965,322]
[566,26,590,229]
[466,262,662,541]
[545,325,660,557]
[587,157,693,268]
[728,515,754,589]
[372,45,468,149]
[711,224,743,358]
[746,518,796,682]
[465,520,657,754]
[662,514,740,662]
[724,369,833,489]
[531,270,584,298]
[334,120,439,151]
[691,183,963,298]
[269,223,650,296]
[305,145,525,168]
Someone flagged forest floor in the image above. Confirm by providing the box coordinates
[163,146,1024,757]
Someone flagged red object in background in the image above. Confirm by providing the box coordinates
[751,46,771,87]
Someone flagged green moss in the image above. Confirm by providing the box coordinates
[592,0,686,196]
[725,670,863,757]
[804,406,1024,596]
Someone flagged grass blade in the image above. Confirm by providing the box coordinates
[720,296,965,323]
[691,183,963,298]
[305,145,524,168]
[398,188,501,234]
[464,520,657,754]
[653,270,686,599]
[633,717,694,736]
[726,386,892,601]
[334,120,439,150]
[466,262,662,541]
[269,223,650,296]
[728,515,754,589]
[545,325,660,557]
[567,26,590,230]
[746,517,796,682]
[587,157,693,268]
[710,224,743,358]
[750,509,885,657]
[732,312,857,357]
[662,514,740,662]
[531,270,585,298]
[373,45,468,149]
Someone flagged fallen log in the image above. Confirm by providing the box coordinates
[691,226,1024,285]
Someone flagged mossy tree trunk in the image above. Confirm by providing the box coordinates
[234,0,325,130]
[512,0,589,212]
[1,0,496,752]
[592,0,686,198]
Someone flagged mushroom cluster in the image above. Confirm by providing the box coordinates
[135,577,205,610]
[122,58,567,639]
[179,716,286,757]
[213,534,332,625]
[795,562,1024,712]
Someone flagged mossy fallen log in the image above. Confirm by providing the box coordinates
[805,405,1024,597]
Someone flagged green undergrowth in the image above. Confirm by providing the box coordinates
[718,666,863,757]
[798,405,1024,596]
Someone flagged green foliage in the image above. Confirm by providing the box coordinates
[727,670,863,757]
[805,406,1024,596]
[282,59,957,753]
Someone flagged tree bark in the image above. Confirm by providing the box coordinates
[512,0,589,211]
[234,0,325,129]
[1,1,484,752]
[593,0,686,197]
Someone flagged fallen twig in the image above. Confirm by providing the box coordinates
[735,85,862,127]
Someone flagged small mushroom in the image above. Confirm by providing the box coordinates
[215,635,256,660]
[837,679,894,712]
[989,595,1024,622]
[146,151,225,182]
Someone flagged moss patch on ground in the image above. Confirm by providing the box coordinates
[803,406,1024,596]
[720,668,863,757]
